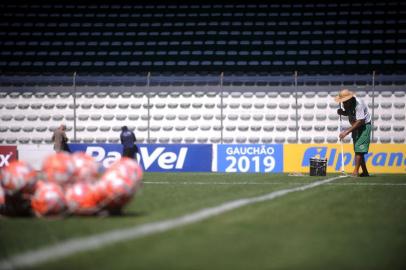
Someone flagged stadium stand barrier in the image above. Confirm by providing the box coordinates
[1,72,405,146]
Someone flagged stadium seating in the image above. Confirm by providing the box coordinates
[0,2,405,74]
[0,2,405,145]
[1,84,405,144]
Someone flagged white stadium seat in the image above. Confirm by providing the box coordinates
[393,137,405,143]
[327,136,338,143]
[248,137,260,143]
[163,126,174,131]
[263,125,274,132]
[274,137,286,143]
[393,125,405,132]
[171,137,183,143]
[18,104,30,110]
[210,137,221,143]
[261,137,273,143]
[379,137,391,144]
[300,137,312,143]
[159,137,170,143]
[394,91,405,98]
[96,137,108,143]
[394,102,405,109]
[313,137,325,143]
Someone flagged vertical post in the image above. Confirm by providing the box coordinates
[294,71,298,143]
[339,102,345,173]
[371,70,375,142]
[147,72,151,144]
[73,72,77,141]
[220,72,224,144]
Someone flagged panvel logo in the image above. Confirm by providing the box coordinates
[291,144,406,173]
[138,144,212,172]
[140,147,187,170]
[85,146,121,168]
[69,144,213,172]
[70,144,212,172]
[85,146,187,170]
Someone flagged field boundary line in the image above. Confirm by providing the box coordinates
[0,175,346,270]
[144,181,406,186]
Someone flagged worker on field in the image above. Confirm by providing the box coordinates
[52,124,70,152]
[335,89,371,177]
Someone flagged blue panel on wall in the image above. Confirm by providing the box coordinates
[69,144,212,172]
[217,144,283,173]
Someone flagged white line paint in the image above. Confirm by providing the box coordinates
[328,183,406,186]
[144,181,285,185]
[144,181,406,187]
[0,175,346,270]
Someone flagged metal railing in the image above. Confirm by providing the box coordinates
[2,71,406,144]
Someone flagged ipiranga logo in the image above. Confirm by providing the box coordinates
[302,146,406,171]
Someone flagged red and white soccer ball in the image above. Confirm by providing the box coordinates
[0,160,38,195]
[99,169,135,209]
[65,182,98,215]
[97,158,143,211]
[108,157,143,187]
[93,180,108,207]
[31,181,66,217]
[71,152,100,183]
[42,152,75,186]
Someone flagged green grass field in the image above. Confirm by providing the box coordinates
[1,173,406,270]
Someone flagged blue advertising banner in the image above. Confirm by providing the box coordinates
[69,144,212,172]
[217,144,284,173]
[138,144,212,172]
[69,144,122,169]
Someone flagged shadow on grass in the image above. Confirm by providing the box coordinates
[0,210,149,220]
[95,209,149,218]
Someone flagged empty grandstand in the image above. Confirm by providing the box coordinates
[0,1,405,145]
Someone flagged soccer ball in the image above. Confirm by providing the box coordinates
[71,152,100,183]
[0,160,38,195]
[65,182,98,215]
[99,169,135,209]
[42,152,75,186]
[97,158,143,212]
[93,179,108,206]
[31,181,66,217]
[108,157,143,187]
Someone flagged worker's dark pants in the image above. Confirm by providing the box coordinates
[123,145,138,160]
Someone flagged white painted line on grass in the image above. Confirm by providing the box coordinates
[144,181,406,187]
[329,183,406,186]
[0,175,346,270]
[144,181,285,185]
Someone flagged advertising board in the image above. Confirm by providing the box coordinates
[217,144,283,173]
[0,145,18,168]
[284,144,406,174]
[68,144,212,172]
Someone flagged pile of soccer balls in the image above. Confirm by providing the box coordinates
[0,152,143,217]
